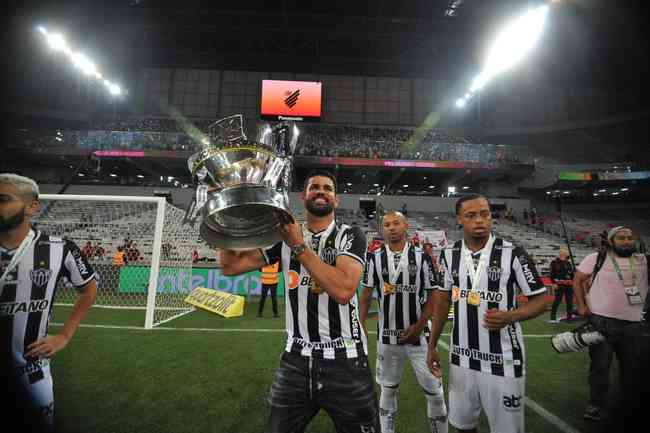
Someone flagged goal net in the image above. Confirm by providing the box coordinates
[35,194,198,328]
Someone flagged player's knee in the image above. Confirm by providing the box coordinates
[380,385,399,411]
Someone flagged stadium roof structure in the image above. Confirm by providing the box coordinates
[8,0,650,89]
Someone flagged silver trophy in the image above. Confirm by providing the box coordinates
[187,114,298,250]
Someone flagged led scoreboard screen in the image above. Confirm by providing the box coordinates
[260,80,322,120]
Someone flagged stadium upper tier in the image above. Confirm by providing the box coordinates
[8,122,530,163]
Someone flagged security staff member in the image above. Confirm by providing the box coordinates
[258,261,280,318]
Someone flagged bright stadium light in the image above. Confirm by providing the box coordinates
[459,5,549,101]
[36,26,127,98]
[455,98,467,109]
[108,83,122,96]
[478,6,549,88]
[46,32,68,51]
[71,52,98,76]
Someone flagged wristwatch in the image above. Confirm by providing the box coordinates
[290,243,307,260]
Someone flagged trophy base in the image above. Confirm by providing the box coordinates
[200,184,291,251]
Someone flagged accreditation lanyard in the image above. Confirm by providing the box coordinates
[302,220,336,260]
[386,242,410,285]
[462,235,494,291]
[0,229,36,294]
[609,254,637,287]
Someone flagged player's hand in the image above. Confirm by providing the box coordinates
[277,212,302,247]
[482,309,513,330]
[397,324,422,345]
[25,335,69,359]
[427,345,443,378]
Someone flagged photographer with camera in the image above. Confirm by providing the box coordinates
[573,226,648,424]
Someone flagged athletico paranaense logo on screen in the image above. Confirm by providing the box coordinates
[285,89,300,108]
[261,80,322,117]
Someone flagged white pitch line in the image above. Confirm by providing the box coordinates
[49,323,555,338]
[436,340,580,433]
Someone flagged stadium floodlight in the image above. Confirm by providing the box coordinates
[109,173,118,177]
[108,83,122,96]
[455,98,467,109]
[429,185,436,189]
[46,32,68,52]
[137,174,145,179]
[448,186,457,194]
[36,26,127,98]
[475,5,549,91]
[462,186,470,190]
[71,52,98,76]
[621,188,629,191]
[373,183,380,187]
[346,182,353,186]
[460,5,549,100]
[403,184,409,188]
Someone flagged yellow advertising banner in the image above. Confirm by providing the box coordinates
[184,287,245,318]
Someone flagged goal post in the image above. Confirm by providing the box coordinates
[36,194,196,329]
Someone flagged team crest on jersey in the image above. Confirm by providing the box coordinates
[408,263,418,275]
[30,269,52,288]
[321,247,337,264]
[487,266,502,282]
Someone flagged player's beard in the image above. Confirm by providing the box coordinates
[0,206,26,232]
[305,196,334,217]
[612,244,634,257]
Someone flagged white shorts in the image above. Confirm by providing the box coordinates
[449,364,524,433]
[376,343,444,395]
[17,362,54,427]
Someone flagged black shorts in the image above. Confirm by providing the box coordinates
[265,351,380,433]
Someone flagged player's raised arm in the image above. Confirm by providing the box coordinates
[219,248,268,276]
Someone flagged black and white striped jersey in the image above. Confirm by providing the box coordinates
[363,242,438,346]
[262,220,367,360]
[0,230,96,380]
[439,236,546,378]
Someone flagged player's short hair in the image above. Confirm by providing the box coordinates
[455,194,490,215]
[0,173,39,201]
[382,211,407,223]
[303,169,337,193]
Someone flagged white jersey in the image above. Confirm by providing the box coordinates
[363,243,438,346]
[262,220,368,360]
[1,230,96,380]
[439,236,546,378]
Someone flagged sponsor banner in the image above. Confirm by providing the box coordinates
[558,171,592,181]
[117,266,285,296]
[184,287,245,318]
[451,345,504,364]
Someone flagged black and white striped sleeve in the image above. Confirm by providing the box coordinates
[438,249,453,292]
[337,226,366,266]
[512,246,547,296]
[422,254,440,290]
[62,240,96,288]
[362,251,375,288]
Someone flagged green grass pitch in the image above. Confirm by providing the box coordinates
[47,299,614,433]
